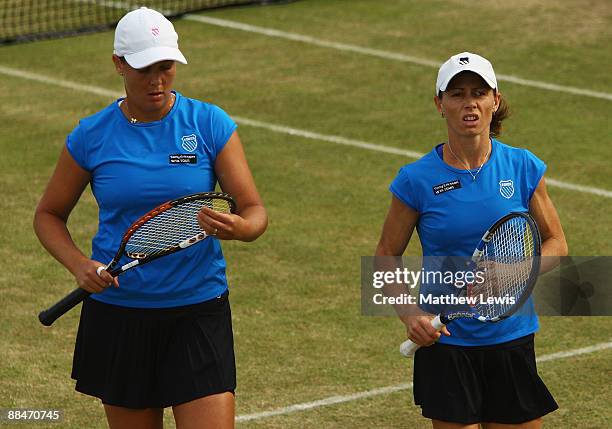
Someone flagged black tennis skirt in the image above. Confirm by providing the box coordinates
[413,334,558,424]
[72,291,236,409]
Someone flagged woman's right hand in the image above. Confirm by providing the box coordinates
[401,312,450,347]
[72,258,119,293]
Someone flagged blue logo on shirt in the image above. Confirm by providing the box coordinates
[181,134,198,152]
[499,180,515,199]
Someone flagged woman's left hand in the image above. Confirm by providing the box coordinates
[197,206,247,241]
[208,131,268,242]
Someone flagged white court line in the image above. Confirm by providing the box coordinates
[232,116,425,159]
[236,383,413,422]
[183,15,612,102]
[536,340,612,363]
[69,2,612,101]
[0,65,123,98]
[236,340,612,422]
[1,65,611,199]
[228,117,612,199]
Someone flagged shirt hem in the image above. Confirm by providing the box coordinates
[89,287,229,309]
[437,327,539,347]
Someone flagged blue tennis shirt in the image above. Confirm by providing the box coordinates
[390,139,546,345]
[67,91,237,308]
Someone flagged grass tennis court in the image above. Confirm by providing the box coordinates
[1,0,610,427]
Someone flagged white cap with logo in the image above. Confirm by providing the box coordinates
[435,52,497,94]
[113,7,188,69]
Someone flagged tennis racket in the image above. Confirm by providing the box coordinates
[399,212,541,357]
[38,192,236,326]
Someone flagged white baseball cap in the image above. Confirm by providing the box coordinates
[113,7,187,69]
[435,52,497,94]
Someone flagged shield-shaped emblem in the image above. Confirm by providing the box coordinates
[181,134,198,152]
[499,180,514,199]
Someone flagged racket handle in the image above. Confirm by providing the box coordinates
[38,288,90,326]
[399,314,445,357]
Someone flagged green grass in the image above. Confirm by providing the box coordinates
[0,1,610,428]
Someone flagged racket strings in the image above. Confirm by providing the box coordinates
[125,198,232,258]
[472,217,535,319]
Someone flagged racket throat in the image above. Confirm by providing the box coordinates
[179,232,208,249]
[120,259,140,271]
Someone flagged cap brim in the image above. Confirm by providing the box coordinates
[438,68,497,93]
[124,46,188,69]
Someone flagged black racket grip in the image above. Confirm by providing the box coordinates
[38,288,91,326]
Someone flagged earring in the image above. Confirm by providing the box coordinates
[441,111,445,118]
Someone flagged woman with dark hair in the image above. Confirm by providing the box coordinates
[34,7,267,428]
[375,52,567,428]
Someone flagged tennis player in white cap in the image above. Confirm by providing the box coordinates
[375,52,566,428]
[34,7,267,429]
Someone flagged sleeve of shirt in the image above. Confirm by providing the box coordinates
[65,122,90,171]
[209,105,238,158]
[524,149,547,201]
[389,166,421,212]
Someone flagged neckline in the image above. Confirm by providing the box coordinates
[116,91,179,126]
[434,139,497,176]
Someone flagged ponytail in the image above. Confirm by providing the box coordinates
[490,92,510,137]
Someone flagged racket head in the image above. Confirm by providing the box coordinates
[465,212,541,322]
[107,192,236,274]
[398,212,541,357]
